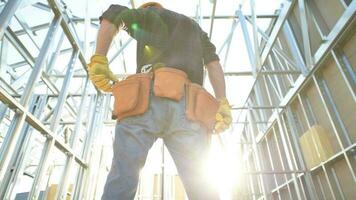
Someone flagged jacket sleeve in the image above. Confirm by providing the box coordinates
[99,4,129,28]
[100,5,162,38]
[200,29,220,64]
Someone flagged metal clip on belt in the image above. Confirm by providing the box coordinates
[140,64,153,73]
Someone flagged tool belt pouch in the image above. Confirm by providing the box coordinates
[186,83,219,131]
[112,74,151,121]
[153,68,188,101]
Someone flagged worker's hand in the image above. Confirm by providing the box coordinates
[214,97,232,133]
[87,54,118,92]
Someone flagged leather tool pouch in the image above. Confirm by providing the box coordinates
[112,74,151,121]
[185,83,219,132]
[153,68,188,101]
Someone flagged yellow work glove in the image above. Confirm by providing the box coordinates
[87,54,118,92]
[214,97,232,133]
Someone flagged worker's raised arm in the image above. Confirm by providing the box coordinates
[87,19,118,92]
[95,19,118,55]
[86,5,131,92]
[95,4,131,55]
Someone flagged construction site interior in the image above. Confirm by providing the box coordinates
[0,0,355,199]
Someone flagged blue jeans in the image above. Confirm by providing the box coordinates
[102,90,219,200]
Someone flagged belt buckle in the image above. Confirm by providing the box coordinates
[141,64,152,73]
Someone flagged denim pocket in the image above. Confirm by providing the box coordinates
[120,107,152,124]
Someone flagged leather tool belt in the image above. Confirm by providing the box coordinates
[112,73,151,121]
[112,67,219,132]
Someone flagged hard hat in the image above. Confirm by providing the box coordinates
[139,2,163,9]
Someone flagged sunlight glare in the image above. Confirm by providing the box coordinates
[204,137,243,200]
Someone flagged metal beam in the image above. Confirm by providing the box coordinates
[0,15,62,185]
[0,86,87,182]
[225,70,300,76]
[208,0,217,39]
[232,106,284,110]
[71,14,279,24]
[28,50,79,199]
[0,0,23,39]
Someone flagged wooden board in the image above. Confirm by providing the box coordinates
[299,125,335,169]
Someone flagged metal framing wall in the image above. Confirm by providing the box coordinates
[232,0,356,199]
[0,0,109,199]
[0,0,355,200]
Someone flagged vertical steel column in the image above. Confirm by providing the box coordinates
[270,49,293,87]
[297,94,311,127]
[242,126,257,199]
[78,94,105,200]
[271,126,293,198]
[0,103,7,125]
[70,80,89,148]
[0,95,48,200]
[83,0,90,57]
[0,37,9,124]
[259,0,294,67]
[275,110,302,200]
[313,75,352,146]
[84,94,110,200]
[297,0,313,69]
[27,49,79,200]
[316,174,327,199]
[91,145,107,199]
[198,0,203,25]
[72,95,97,200]
[306,0,329,39]
[50,50,79,131]
[331,49,356,101]
[284,106,319,199]
[330,167,347,200]
[0,15,62,183]
[267,55,285,100]
[250,0,261,69]
[296,91,340,197]
[245,151,257,200]
[46,32,65,73]
[245,18,298,72]
[0,0,23,39]
[0,34,8,74]
[262,76,274,106]
[55,79,90,200]
[208,0,217,39]
[222,20,238,69]
[20,16,61,106]
[238,8,268,125]
[313,75,356,182]
[194,0,202,25]
[264,136,282,199]
[282,21,309,75]
[247,108,268,199]
[56,62,79,127]
[237,8,258,76]
[280,114,301,170]
[218,19,237,55]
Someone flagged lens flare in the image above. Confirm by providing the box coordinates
[204,137,243,200]
[131,23,139,31]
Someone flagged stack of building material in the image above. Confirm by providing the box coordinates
[299,125,335,169]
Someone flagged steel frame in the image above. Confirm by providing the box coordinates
[234,0,356,199]
[0,0,355,199]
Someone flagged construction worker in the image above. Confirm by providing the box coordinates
[87,2,232,199]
